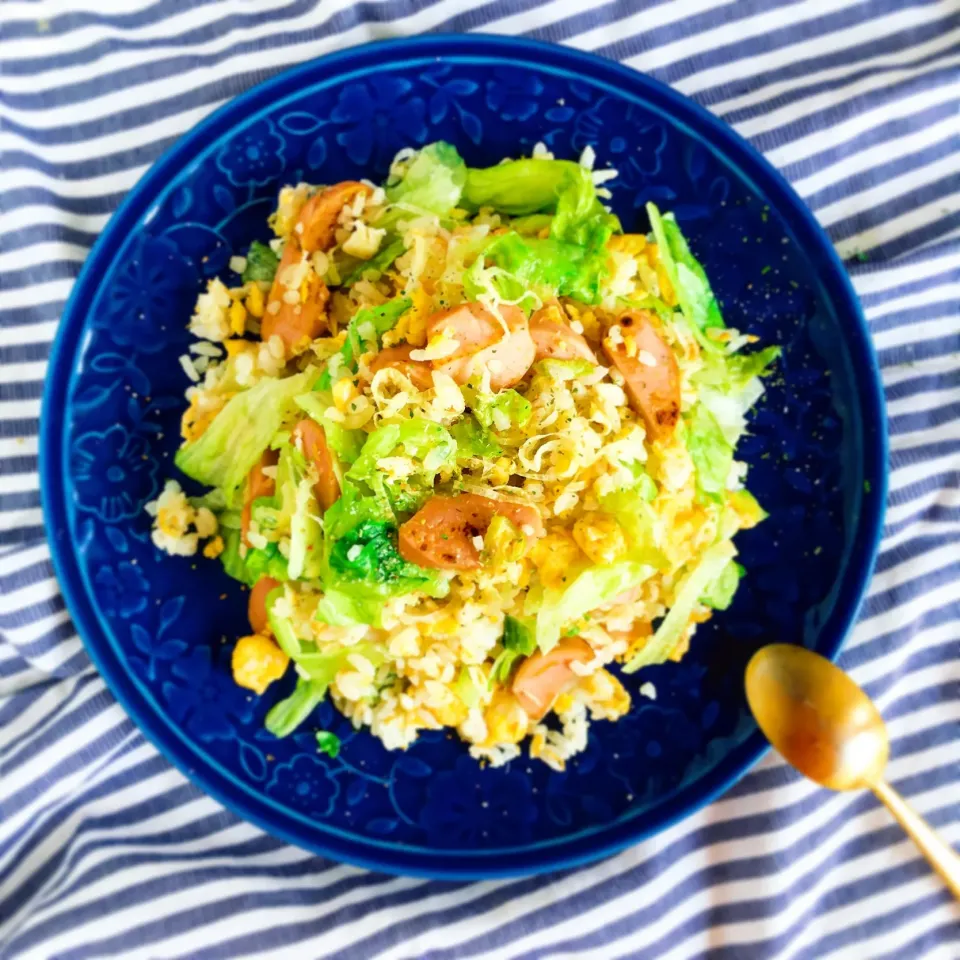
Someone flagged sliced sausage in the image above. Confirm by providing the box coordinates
[529,304,597,364]
[601,310,680,443]
[292,418,340,511]
[296,181,374,254]
[248,576,281,636]
[512,637,593,720]
[263,239,330,355]
[241,448,279,546]
[368,344,434,391]
[398,493,544,570]
[427,302,535,391]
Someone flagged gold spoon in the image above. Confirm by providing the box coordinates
[745,643,960,899]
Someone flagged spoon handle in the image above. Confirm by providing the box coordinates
[872,780,960,900]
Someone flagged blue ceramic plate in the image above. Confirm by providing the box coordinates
[41,35,887,879]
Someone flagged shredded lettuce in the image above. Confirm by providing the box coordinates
[463,158,584,215]
[294,392,365,466]
[219,527,289,587]
[265,677,327,738]
[451,415,502,460]
[175,369,315,508]
[287,476,324,581]
[317,482,448,626]
[700,558,743,611]
[384,141,466,218]
[490,615,537,685]
[346,419,457,512]
[241,240,279,284]
[340,238,406,287]
[685,403,735,500]
[318,297,411,391]
[624,541,736,673]
[536,561,655,653]
[467,383,531,432]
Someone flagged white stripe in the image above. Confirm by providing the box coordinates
[836,195,960,259]
[0,243,87,274]
[764,80,959,170]
[0,0,519,132]
[706,12,960,114]
[794,112,960,199]
[816,153,960,228]
[875,315,960,352]
[865,281,960,321]
[0,324,58,349]
[0,362,49,385]
[740,53,960,145]
[0,279,74,309]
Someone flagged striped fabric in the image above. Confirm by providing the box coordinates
[1,0,958,956]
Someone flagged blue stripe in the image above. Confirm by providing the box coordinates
[871,299,959,335]
[778,99,960,184]
[877,332,960,370]
[0,0,222,42]
[860,265,960,310]
[721,34,960,126]
[0,302,65,328]
[695,14,960,108]
[829,172,960,243]
[0,224,100,256]
[806,133,960,213]
[866,209,960,262]
[751,60,960,155]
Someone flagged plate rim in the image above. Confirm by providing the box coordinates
[39,32,889,879]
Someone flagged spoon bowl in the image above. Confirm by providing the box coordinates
[745,643,960,900]
[745,643,888,791]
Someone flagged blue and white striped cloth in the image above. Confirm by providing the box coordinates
[2,2,958,957]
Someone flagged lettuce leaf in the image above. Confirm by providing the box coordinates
[265,677,327,738]
[339,238,406,287]
[175,368,315,508]
[242,240,279,284]
[536,561,655,653]
[318,297,411,391]
[346,419,457,513]
[480,231,611,305]
[317,483,448,626]
[450,415,502,460]
[550,164,619,249]
[219,527,289,587]
[294,391,365,466]
[624,541,736,673]
[463,158,583,215]
[686,403,735,500]
[287,475,324,581]
[700,557,743,611]
[384,141,466,217]
[490,614,537,685]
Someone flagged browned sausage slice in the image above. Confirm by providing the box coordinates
[248,576,281,635]
[241,448,279,546]
[292,418,340,511]
[427,302,535,391]
[262,239,330,356]
[529,305,597,364]
[601,310,680,443]
[398,493,544,570]
[368,344,434,391]
[512,637,593,720]
[297,181,374,254]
